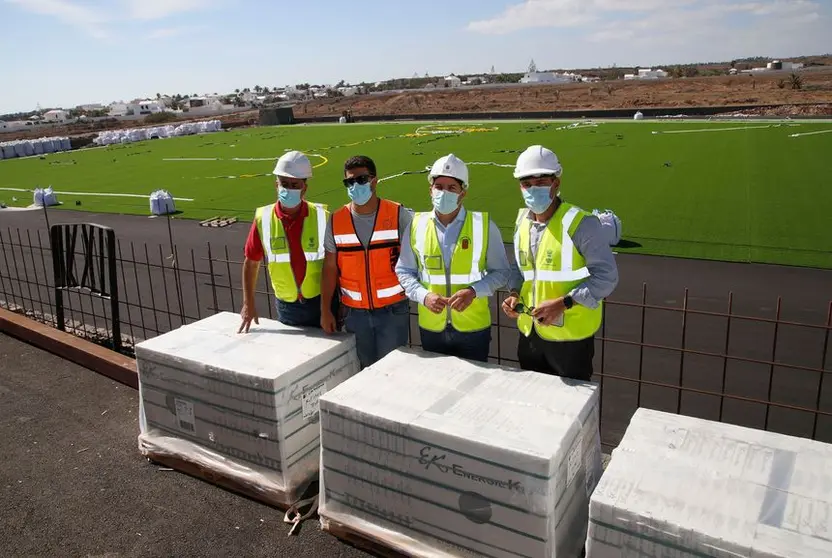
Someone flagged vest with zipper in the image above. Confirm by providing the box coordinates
[514,201,602,341]
[332,199,406,310]
[411,209,491,333]
[255,201,328,303]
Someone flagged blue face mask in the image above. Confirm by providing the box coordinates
[347,183,372,206]
[522,186,554,214]
[278,186,302,209]
[431,188,460,215]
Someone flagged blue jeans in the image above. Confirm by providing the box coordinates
[419,326,491,363]
[276,295,339,328]
[344,300,411,370]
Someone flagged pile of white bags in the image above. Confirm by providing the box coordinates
[33,186,59,207]
[592,208,622,246]
[634,111,645,120]
[149,190,176,215]
[0,137,71,160]
[93,120,221,146]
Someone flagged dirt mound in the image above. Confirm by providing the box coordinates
[297,69,832,118]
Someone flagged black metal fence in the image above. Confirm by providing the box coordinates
[1,225,830,451]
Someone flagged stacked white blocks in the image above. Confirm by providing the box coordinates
[136,312,360,505]
[587,408,832,557]
[319,348,602,558]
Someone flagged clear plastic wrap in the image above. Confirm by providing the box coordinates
[587,408,832,557]
[318,347,602,558]
[136,312,360,507]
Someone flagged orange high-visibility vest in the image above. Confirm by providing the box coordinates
[332,199,406,310]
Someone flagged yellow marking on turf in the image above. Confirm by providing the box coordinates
[309,153,329,169]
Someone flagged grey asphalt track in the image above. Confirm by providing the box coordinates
[0,332,370,558]
[1,208,831,449]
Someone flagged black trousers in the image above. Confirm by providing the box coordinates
[518,329,595,382]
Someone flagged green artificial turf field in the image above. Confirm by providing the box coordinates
[2,120,831,269]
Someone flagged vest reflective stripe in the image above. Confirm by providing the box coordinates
[256,202,328,303]
[333,199,407,310]
[412,210,491,333]
[514,202,602,341]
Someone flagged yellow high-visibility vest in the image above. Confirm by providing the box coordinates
[254,201,328,303]
[514,202,602,341]
[411,210,491,333]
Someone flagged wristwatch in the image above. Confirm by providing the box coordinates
[563,295,574,309]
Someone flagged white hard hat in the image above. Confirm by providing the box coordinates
[428,153,469,188]
[273,150,312,179]
[513,145,563,179]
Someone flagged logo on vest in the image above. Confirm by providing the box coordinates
[461,237,470,250]
[544,250,554,265]
[307,237,316,249]
[271,237,286,252]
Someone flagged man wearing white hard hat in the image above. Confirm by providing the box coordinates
[502,145,618,381]
[396,154,511,362]
[239,150,332,332]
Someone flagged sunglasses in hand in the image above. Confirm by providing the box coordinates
[512,296,535,316]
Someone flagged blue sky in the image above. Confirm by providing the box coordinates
[1,0,829,114]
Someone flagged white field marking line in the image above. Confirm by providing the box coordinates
[651,125,775,135]
[0,187,194,201]
[468,161,515,168]
[378,161,514,183]
[378,169,429,183]
[163,157,275,161]
[788,129,832,138]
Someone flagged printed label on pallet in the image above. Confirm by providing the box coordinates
[302,383,327,420]
[174,398,196,433]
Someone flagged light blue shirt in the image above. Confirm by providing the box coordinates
[396,207,511,305]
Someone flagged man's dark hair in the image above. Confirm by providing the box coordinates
[344,155,376,177]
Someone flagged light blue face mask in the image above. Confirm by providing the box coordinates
[278,186,302,209]
[522,186,554,214]
[347,183,372,206]
[431,188,460,215]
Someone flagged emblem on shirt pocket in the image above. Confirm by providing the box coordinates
[271,237,287,251]
[425,256,442,270]
[461,237,470,250]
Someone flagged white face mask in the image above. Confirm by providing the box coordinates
[431,188,460,214]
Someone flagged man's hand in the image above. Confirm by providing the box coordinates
[321,308,337,334]
[424,292,448,314]
[501,293,520,319]
[448,287,476,312]
[531,298,566,326]
[238,301,259,333]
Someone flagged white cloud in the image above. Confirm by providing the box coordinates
[467,0,821,35]
[4,0,109,39]
[123,0,208,20]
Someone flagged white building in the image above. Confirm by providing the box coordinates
[337,86,359,97]
[626,68,669,80]
[444,75,462,88]
[129,100,164,115]
[520,72,578,84]
[77,103,104,112]
[42,109,69,122]
[108,102,129,116]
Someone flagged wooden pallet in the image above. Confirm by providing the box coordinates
[321,517,410,558]
[143,450,310,511]
[199,216,238,228]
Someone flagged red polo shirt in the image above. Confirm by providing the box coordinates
[244,202,309,294]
